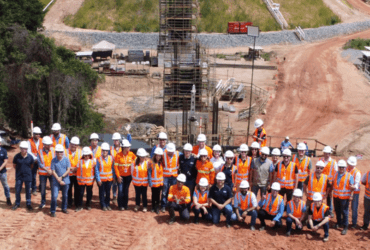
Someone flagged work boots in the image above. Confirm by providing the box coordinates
[168,209,175,224]
[341,227,348,235]
[6,198,12,206]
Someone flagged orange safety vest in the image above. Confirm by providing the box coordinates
[364,171,370,200]
[276,161,296,189]
[347,167,361,194]
[168,184,191,204]
[262,193,283,215]
[287,200,305,218]
[333,172,351,199]
[114,151,136,177]
[77,159,95,186]
[292,154,311,182]
[38,148,55,176]
[253,128,267,147]
[196,160,215,185]
[150,162,164,187]
[132,161,149,187]
[110,146,121,158]
[90,146,102,159]
[320,158,336,181]
[29,138,43,155]
[235,192,253,210]
[163,150,179,177]
[235,156,251,185]
[192,145,213,158]
[97,155,114,182]
[68,148,81,176]
[311,203,329,222]
[307,173,328,201]
[50,134,66,148]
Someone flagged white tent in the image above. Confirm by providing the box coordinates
[92,40,116,52]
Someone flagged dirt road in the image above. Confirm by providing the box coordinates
[347,0,370,14]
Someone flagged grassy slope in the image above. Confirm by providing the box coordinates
[64,0,339,32]
[39,0,52,7]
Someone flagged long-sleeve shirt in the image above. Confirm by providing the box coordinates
[168,185,191,204]
[179,155,197,183]
[95,156,116,182]
[27,139,39,160]
[233,192,258,208]
[54,134,70,149]
[258,196,285,222]
[281,141,294,151]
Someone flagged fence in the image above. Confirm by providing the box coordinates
[263,0,289,29]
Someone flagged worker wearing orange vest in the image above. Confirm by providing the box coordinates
[286,189,306,236]
[37,136,55,209]
[192,178,212,224]
[50,123,69,149]
[320,145,337,215]
[346,156,361,229]
[360,169,370,230]
[258,182,284,231]
[89,133,101,159]
[114,139,136,211]
[132,148,149,212]
[231,180,258,231]
[252,119,267,147]
[308,192,330,242]
[234,144,252,191]
[110,132,122,202]
[192,134,213,158]
[332,160,354,235]
[150,132,167,158]
[292,143,312,191]
[274,149,298,202]
[168,173,191,224]
[67,136,82,208]
[148,147,164,214]
[196,149,215,186]
[28,126,43,195]
[76,147,96,212]
[96,143,115,211]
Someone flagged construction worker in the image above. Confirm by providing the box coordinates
[67,136,81,208]
[234,144,252,191]
[50,123,69,149]
[192,134,213,158]
[333,159,354,235]
[307,192,330,242]
[210,144,225,174]
[196,149,215,187]
[0,137,11,206]
[304,160,331,209]
[179,143,197,200]
[252,119,267,147]
[360,168,370,231]
[50,144,71,217]
[275,149,298,202]
[280,136,294,152]
[110,132,122,203]
[320,145,337,215]
[161,142,180,212]
[150,132,167,158]
[12,141,34,211]
[286,189,306,236]
[270,148,281,182]
[37,136,55,209]
[209,172,233,228]
[114,139,136,211]
[192,177,212,224]
[89,133,101,159]
[148,147,164,214]
[132,148,149,212]
[168,173,191,224]
[231,180,258,231]
[28,126,42,195]
[96,142,115,211]
[221,150,236,192]
[250,146,274,199]
[346,156,361,229]
[292,142,312,191]
[249,142,260,159]
[258,182,284,231]
[76,147,95,211]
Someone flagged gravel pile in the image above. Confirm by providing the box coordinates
[341,48,363,65]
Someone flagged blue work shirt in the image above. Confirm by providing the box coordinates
[0,147,8,173]
[222,165,234,190]
[54,134,70,149]
[287,201,307,215]
[13,153,34,182]
[258,195,285,222]
[51,156,71,185]
[336,172,354,187]
[209,184,233,208]
[179,155,197,183]
[95,156,115,182]
[281,141,294,151]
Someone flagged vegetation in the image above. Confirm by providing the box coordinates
[261,52,271,61]
[343,38,370,50]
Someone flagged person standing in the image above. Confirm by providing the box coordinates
[360,168,370,231]
[250,147,274,199]
[89,133,101,159]
[221,150,237,192]
[280,137,294,152]
[320,146,337,216]
[12,141,34,211]
[148,147,164,214]
[0,137,11,206]
[76,147,95,211]
[210,144,225,174]
[50,144,71,217]
[307,192,330,242]
[286,189,306,236]
[50,123,69,149]
[249,142,260,159]
[67,136,81,208]
[27,126,43,195]
[292,143,312,191]
[168,174,191,224]
[192,134,213,158]
[192,178,212,224]
[270,148,281,182]
[96,143,114,211]
[234,144,252,192]
[150,132,167,158]
[178,143,197,202]
[275,149,298,202]
[346,156,361,229]
[196,149,215,187]
[132,148,149,212]
[252,119,267,147]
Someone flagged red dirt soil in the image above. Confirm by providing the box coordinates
[347,0,370,14]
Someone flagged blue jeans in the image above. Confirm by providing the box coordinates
[193,207,212,222]
[351,193,359,225]
[99,181,112,208]
[0,172,11,198]
[211,204,233,225]
[117,175,132,208]
[112,181,117,198]
[15,179,31,206]
[231,208,257,226]
[364,197,370,227]
[327,195,333,213]
[161,176,177,208]
[286,216,303,233]
[31,162,39,192]
[297,181,304,191]
[252,185,267,199]
[51,183,69,213]
[334,197,350,227]
[308,220,329,237]
[40,175,53,206]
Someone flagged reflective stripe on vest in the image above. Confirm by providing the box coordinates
[98,156,113,181]
[38,149,55,174]
[348,167,361,194]
[320,158,336,181]
[235,157,251,183]
[262,194,282,215]
[237,192,252,210]
[163,151,179,177]
[132,161,148,186]
[307,173,327,200]
[68,149,81,176]
[288,200,304,218]
[29,138,43,155]
[151,163,163,187]
[365,172,370,200]
[77,160,94,185]
[276,161,295,188]
[311,203,328,222]
[333,172,351,199]
[292,155,310,182]
[90,146,101,159]
[191,190,209,207]
[51,134,66,147]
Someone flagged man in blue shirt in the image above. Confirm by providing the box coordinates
[0,138,11,206]
[178,143,197,206]
[50,144,71,217]
[281,137,294,152]
[50,123,70,149]
[12,141,34,211]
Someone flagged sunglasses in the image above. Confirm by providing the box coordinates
[226,158,233,160]
[251,149,258,151]
[316,167,324,170]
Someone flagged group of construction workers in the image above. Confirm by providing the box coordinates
[1,119,369,242]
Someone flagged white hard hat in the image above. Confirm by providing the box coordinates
[112,132,122,140]
[213,144,222,151]
[293,189,303,197]
[297,143,306,151]
[224,150,234,158]
[323,146,332,154]
[19,141,29,149]
[101,142,110,151]
[199,177,209,187]
[51,123,61,131]
[347,156,357,166]
[260,146,270,155]
[183,143,193,151]
[154,147,164,155]
[271,148,281,156]
[42,136,52,145]
[216,172,226,181]
[338,159,347,168]
[70,136,80,145]
[282,149,292,156]
[254,119,263,128]
[136,148,148,157]
[271,182,281,191]
[197,134,206,142]
[82,147,92,156]
[55,144,64,152]
[120,139,131,147]
[199,149,208,156]
[313,192,323,201]
[239,144,249,152]
[166,143,176,153]
[33,126,42,134]
[90,133,99,140]
[177,173,186,183]
[158,132,168,140]
[251,141,260,149]
[285,136,289,140]
[239,180,250,189]
[316,160,325,167]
